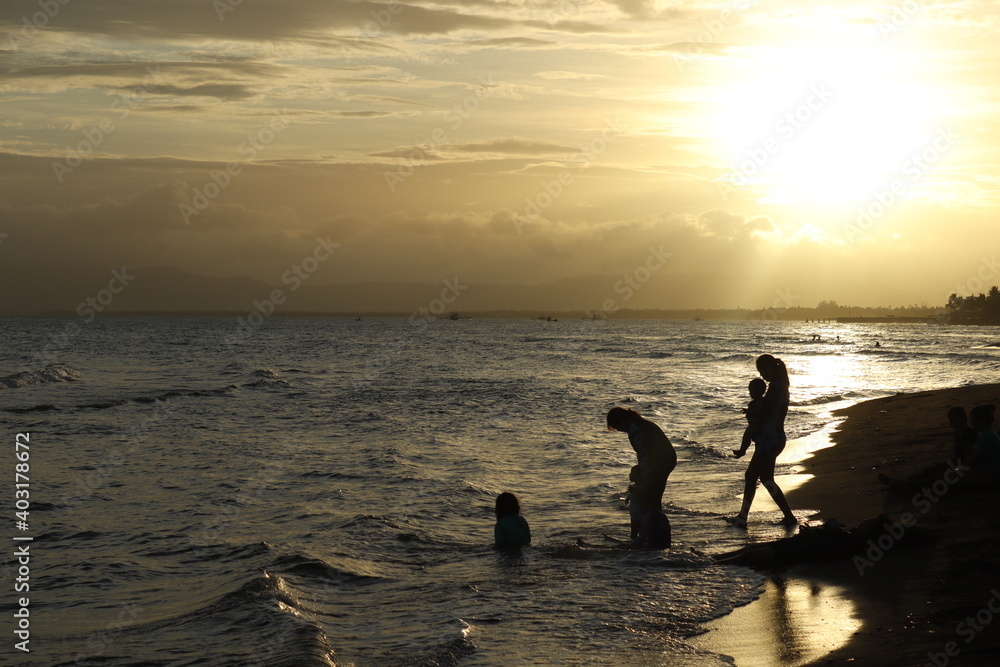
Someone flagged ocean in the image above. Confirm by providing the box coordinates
[3,316,1000,666]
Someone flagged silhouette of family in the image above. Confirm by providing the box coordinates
[494,353,797,550]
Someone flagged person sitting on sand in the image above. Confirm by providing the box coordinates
[878,406,987,493]
[733,378,767,459]
[494,492,531,548]
[713,515,932,569]
[607,407,677,539]
[964,404,1000,486]
[727,355,797,528]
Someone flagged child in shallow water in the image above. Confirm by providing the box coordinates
[494,492,531,547]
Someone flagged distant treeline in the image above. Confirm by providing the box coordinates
[947,287,1000,324]
[435,302,944,321]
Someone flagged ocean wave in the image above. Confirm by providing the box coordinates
[120,572,337,667]
[379,628,477,667]
[5,403,58,413]
[791,393,845,406]
[271,553,390,583]
[717,353,755,362]
[76,378,290,410]
[0,363,81,389]
[299,470,365,480]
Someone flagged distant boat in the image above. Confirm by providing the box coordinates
[449,311,460,320]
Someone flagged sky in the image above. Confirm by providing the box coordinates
[1,0,999,310]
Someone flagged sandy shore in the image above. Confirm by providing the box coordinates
[694,383,1000,666]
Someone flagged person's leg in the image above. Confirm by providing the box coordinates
[735,459,761,523]
[758,456,796,524]
[629,496,650,539]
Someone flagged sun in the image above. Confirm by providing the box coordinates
[709,41,943,207]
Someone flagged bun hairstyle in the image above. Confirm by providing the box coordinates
[607,406,642,431]
[756,354,790,386]
[970,404,996,425]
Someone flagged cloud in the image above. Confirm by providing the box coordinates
[533,70,608,80]
[441,137,583,155]
[141,83,256,100]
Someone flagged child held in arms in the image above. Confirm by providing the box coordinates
[733,378,767,459]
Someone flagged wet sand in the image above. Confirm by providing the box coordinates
[694,383,1000,666]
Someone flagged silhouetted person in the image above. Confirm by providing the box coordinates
[879,405,993,492]
[714,515,931,568]
[965,404,1000,486]
[607,407,677,539]
[733,378,767,458]
[622,465,672,549]
[627,507,672,550]
[494,492,531,547]
[727,354,796,527]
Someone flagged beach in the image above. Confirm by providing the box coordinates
[695,383,1000,666]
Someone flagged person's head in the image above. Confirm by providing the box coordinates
[495,492,520,520]
[748,378,767,399]
[947,406,968,430]
[756,354,790,386]
[970,404,996,432]
[607,406,641,432]
[629,464,642,483]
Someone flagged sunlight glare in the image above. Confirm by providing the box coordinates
[711,42,942,207]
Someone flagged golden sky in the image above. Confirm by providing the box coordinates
[1,0,999,309]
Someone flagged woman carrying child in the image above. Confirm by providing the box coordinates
[727,354,797,528]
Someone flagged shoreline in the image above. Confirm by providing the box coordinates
[694,383,1000,666]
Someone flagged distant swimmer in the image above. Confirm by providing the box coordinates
[607,407,677,539]
[726,354,797,528]
[494,492,531,548]
[875,341,881,348]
